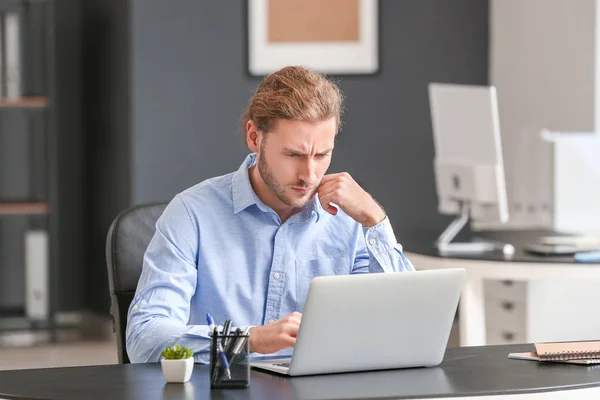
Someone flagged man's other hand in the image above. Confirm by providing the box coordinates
[248,312,302,354]
[317,172,386,227]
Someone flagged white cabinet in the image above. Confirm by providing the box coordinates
[546,134,600,234]
[408,252,600,346]
[483,278,600,345]
[484,280,527,345]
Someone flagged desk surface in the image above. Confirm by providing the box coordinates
[1,344,600,399]
[402,229,593,264]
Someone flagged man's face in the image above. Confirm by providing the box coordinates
[255,118,336,210]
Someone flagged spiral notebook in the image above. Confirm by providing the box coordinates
[536,341,600,361]
[509,341,600,365]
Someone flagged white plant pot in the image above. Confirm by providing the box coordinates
[161,357,194,383]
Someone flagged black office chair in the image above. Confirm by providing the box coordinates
[105,201,168,364]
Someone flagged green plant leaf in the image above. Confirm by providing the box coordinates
[161,344,193,359]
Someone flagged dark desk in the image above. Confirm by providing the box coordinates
[402,230,600,347]
[401,229,579,263]
[0,345,600,399]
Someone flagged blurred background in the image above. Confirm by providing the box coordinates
[1,0,598,369]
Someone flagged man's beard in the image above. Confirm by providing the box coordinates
[257,151,315,210]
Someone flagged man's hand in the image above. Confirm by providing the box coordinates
[248,312,302,354]
[317,172,386,227]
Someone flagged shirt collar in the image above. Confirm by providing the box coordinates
[232,153,322,222]
[232,153,264,214]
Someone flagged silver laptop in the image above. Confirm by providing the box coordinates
[251,268,465,376]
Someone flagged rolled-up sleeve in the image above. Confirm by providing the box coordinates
[351,217,415,274]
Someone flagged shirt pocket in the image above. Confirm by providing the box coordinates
[295,256,350,311]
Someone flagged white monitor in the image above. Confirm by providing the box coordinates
[428,83,512,255]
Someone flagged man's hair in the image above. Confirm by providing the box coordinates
[240,66,344,137]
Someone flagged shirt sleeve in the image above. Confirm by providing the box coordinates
[351,216,415,274]
[125,195,213,364]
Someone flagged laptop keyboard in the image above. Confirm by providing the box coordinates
[274,362,290,368]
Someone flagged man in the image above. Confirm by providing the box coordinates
[126,66,414,363]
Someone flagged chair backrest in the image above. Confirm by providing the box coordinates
[105,201,168,364]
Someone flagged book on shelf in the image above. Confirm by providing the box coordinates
[4,10,21,98]
[0,9,22,98]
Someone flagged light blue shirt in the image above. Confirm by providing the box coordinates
[126,154,414,363]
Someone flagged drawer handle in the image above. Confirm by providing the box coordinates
[502,331,515,341]
[501,301,515,311]
[501,280,514,287]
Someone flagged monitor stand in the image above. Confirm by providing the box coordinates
[435,202,515,256]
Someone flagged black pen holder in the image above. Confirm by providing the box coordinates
[210,332,250,389]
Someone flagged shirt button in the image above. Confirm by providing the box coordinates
[273,272,281,280]
[369,238,377,245]
[132,304,139,311]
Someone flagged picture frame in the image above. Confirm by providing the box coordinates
[247,0,379,76]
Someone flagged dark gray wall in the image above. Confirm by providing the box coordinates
[84,0,489,312]
[130,0,489,231]
[130,1,250,204]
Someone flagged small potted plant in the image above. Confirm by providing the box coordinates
[160,344,194,383]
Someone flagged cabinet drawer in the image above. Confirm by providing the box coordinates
[486,326,526,345]
[484,279,527,302]
[485,297,526,331]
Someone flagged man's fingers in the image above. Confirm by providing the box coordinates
[284,313,302,325]
[317,189,335,207]
[320,201,339,216]
[316,181,339,197]
[318,192,340,216]
[319,173,345,184]
[280,322,300,337]
[317,176,346,192]
[288,312,302,325]
[252,314,304,353]
[325,205,338,215]
[281,336,297,347]
[318,177,352,202]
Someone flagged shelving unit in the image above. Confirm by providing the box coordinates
[0,96,48,107]
[0,201,50,215]
[0,0,58,341]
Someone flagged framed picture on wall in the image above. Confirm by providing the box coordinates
[247,0,379,76]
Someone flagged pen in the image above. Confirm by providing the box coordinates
[217,342,231,380]
[224,327,242,359]
[210,329,218,383]
[229,326,252,366]
[222,319,232,347]
[210,325,232,384]
[574,250,600,262]
[206,312,216,335]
